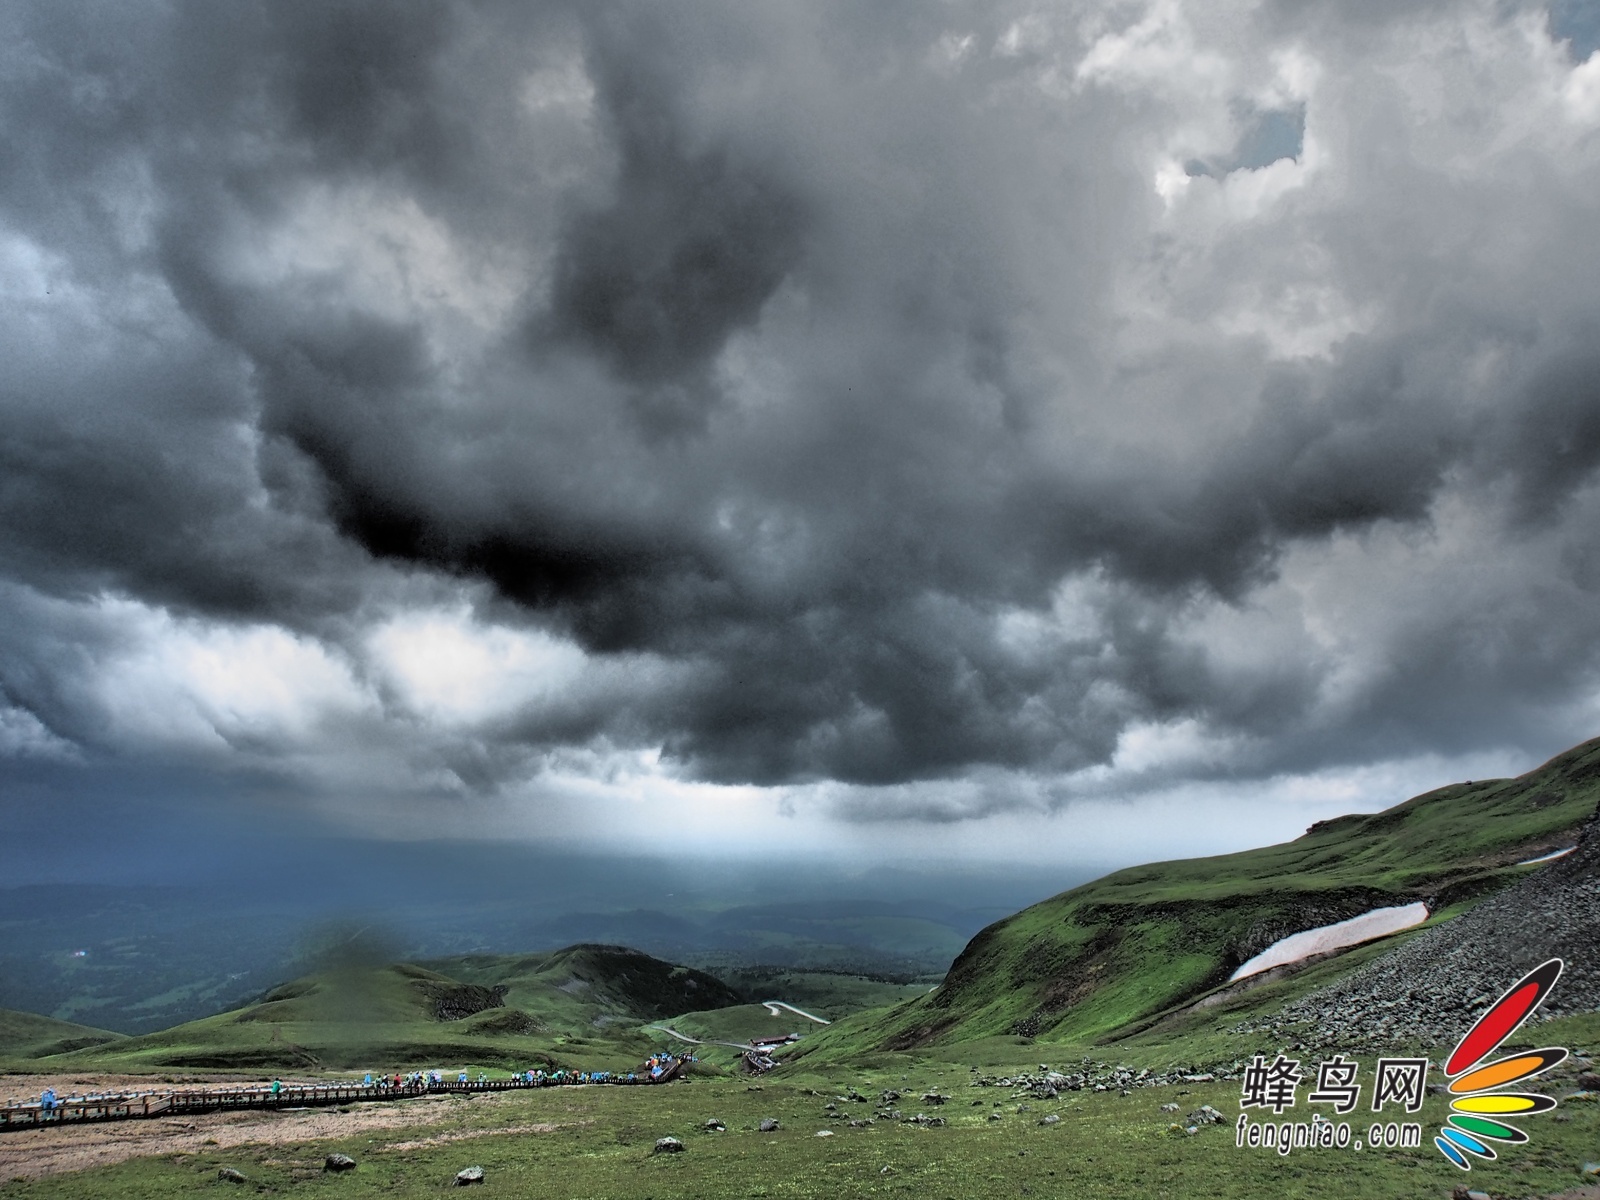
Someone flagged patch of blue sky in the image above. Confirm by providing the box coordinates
[1185,104,1305,178]
[1551,0,1600,60]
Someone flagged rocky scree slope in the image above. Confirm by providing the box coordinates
[1240,800,1600,1052]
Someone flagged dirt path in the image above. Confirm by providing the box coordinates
[0,1080,551,1182]
[648,1025,755,1051]
[761,1001,830,1024]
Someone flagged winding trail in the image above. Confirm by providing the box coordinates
[761,1001,830,1025]
[648,999,829,1050]
[647,1026,756,1051]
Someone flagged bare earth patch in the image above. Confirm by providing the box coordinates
[378,1122,561,1152]
[0,1075,557,1182]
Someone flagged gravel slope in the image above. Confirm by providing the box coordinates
[1239,807,1600,1052]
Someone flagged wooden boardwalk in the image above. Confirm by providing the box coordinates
[0,1073,673,1132]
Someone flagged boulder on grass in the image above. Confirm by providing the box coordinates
[323,1154,357,1173]
[454,1165,485,1185]
[652,1137,685,1155]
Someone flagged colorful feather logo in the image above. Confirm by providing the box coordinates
[1434,958,1565,1170]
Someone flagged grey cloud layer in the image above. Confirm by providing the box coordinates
[2,0,1598,805]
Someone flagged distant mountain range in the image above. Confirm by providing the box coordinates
[9,737,1596,1077]
[0,861,1063,1035]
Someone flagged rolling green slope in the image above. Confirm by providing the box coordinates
[0,1007,122,1063]
[430,943,741,1028]
[56,944,741,1073]
[799,736,1600,1058]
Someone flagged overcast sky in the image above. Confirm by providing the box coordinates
[3,0,1599,876]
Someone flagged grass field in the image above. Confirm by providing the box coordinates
[6,740,1599,1195]
[4,1040,1598,1200]
[714,970,937,1020]
[10,946,744,1076]
[1,946,946,1078]
[0,1011,120,1063]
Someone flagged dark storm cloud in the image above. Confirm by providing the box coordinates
[537,7,809,432]
[1,0,1598,811]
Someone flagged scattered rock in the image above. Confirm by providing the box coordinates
[323,1154,357,1173]
[454,1165,485,1185]
[1160,1102,1180,1113]
[1451,1188,1492,1200]
[988,1112,1003,1121]
[1578,1072,1600,1091]
[1038,1114,1061,1126]
[703,1119,726,1131]
[652,1138,684,1155]
[1186,1105,1226,1126]
[758,1118,780,1132]
[880,1166,897,1176]
[847,1119,874,1128]
[217,1168,248,1183]
[421,982,508,1022]
[1240,816,1600,1050]
[921,1092,948,1106]
[815,1130,834,1137]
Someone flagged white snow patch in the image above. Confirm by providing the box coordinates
[1229,903,1429,981]
[1517,846,1576,865]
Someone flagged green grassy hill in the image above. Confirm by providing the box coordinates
[797,736,1600,1061]
[0,1007,122,1063]
[51,944,741,1074]
[430,943,741,1028]
[710,968,936,1019]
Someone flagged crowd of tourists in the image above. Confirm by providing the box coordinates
[11,1050,698,1121]
[339,1052,697,1091]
